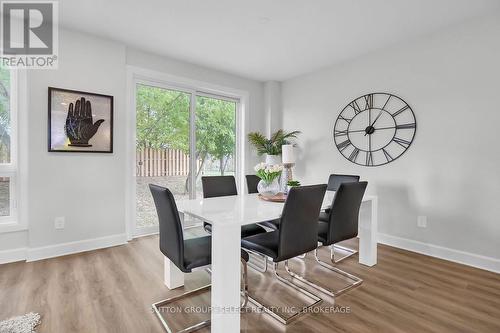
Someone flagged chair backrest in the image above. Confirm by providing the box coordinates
[201,175,238,198]
[277,184,327,261]
[149,184,184,269]
[326,181,368,245]
[245,175,260,194]
[327,174,360,191]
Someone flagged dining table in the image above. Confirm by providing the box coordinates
[165,190,378,333]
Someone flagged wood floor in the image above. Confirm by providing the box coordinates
[1,234,500,333]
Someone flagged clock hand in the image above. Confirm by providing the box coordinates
[348,129,368,133]
[349,125,397,134]
[365,111,383,136]
[371,111,383,127]
[373,125,395,131]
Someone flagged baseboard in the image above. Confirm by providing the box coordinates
[26,233,128,262]
[133,225,159,238]
[4,232,499,274]
[0,247,27,264]
[378,233,500,274]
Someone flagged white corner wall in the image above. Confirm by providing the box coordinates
[264,81,282,136]
[282,13,500,268]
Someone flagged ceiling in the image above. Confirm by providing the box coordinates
[60,0,500,81]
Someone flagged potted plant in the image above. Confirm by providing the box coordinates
[286,180,301,194]
[248,129,300,165]
[254,162,283,197]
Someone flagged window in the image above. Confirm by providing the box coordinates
[195,94,237,198]
[0,64,18,224]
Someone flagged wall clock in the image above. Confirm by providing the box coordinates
[333,93,416,166]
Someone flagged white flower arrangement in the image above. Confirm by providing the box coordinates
[254,163,283,184]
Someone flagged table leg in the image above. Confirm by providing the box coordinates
[211,223,241,333]
[359,197,378,266]
[163,211,186,289]
[164,256,185,289]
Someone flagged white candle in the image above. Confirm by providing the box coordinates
[281,144,295,164]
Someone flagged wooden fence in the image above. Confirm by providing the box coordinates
[136,148,192,177]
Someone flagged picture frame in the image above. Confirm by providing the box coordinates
[48,87,113,153]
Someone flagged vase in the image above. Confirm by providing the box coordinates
[257,179,280,197]
[265,154,281,166]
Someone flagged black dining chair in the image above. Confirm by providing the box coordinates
[246,175,280,231]
[201,176,267,238]
[327,174,360,191]
[241,184,327,324]
[319,174,360,222]
[287,182,367,297]
[245,174,260,194]
[201,175,238,198]
[149,184,249,333]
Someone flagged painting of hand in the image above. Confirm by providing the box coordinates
[65,97,105,147]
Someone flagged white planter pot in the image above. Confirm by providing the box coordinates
[265,154,281,165]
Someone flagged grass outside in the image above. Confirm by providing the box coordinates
[136,176,189,227]
[136,171,235,227]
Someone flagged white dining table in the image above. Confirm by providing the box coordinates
[166,191,378,332]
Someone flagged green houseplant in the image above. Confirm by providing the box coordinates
[287,180,301,187]
[248,129,300,164]
[286,180,301,194]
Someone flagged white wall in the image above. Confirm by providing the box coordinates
[282,13,500,262]
[28,29,127,248]
[0,29,267,261]
[0,231,27,251]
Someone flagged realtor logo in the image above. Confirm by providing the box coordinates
[1,1,58,68]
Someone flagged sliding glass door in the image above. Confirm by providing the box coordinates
[134,82,238,232]
[195,95,237,198]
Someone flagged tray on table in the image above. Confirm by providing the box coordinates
[258,193,287,202]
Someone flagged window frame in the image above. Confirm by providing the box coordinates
[125,66,248,239]
[0,67,27,232]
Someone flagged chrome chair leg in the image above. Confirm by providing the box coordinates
[331,244,358,263]
[155,259,249,332]
[245,249,268,273]
[295,248,362,297]
[284,259,339,298]
[247,262,322,325]
[205,258,249,308]
[241,258,249,308]
[152,284,211,333]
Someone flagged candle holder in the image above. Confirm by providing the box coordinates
[281,163,295,193]
[281,144,296,193]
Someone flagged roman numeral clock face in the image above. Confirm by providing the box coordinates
[334,93,416,166]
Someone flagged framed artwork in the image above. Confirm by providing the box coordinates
[48,87,113,153]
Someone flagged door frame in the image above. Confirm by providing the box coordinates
[125,66,248,239]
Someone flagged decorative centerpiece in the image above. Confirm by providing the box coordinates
[248,129,301,165]
[254,162,283,197]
